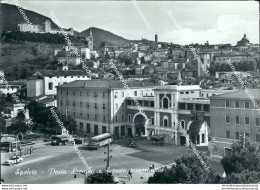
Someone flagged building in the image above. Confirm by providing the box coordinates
[57,80,156,137]
[209,90,260,158]
[126,85,211,146]
[213,54,254,64]
[17,19,74,35]
[57,57,81,66]
[27,70,90,98]
[135,64,148,75]
[17,23,40,33]
[0,81,24,95]
[3,102,28,118]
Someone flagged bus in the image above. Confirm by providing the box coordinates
[86,133,112,150]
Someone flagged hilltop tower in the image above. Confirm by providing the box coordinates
[155,34,158,43]
[45,20,51,33]
[88,29,94,50]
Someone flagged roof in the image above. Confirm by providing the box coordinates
[38,97,56,104]
[57,80,156,89]
[210,89,260,101]
[1,136,16,143]
[33,70,88,77]
[214,54,252,57]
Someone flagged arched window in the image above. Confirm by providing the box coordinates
[163,116,169,127]
[163,97,169,109]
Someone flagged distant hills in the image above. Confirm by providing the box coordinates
[80,27,129,48]
[0,3,59,34]
[0,3,130,47]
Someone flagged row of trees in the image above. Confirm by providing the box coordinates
[2,31,65,44]
[208,61,255,75]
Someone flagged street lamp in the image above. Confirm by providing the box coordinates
[16,132,23,164]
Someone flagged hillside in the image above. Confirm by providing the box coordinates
[0,3,59,34]
[80,27,129,48]
[0,41,63,80]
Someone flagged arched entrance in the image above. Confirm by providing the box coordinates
[133,114,146,136]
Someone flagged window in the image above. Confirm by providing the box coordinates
[115,92,118,98]
[87,102,89,108]
[73,91,75,96]
[150,101,154,107]
[245,102,250,109]
[48,82,53,90]
[94,92,97,97]
[180,92,184,94]
[185,92,189,94]
[115,116,118,121]
[122,115,124,121]
[235,101,240,108]
[80,102,82,107]
[103,92,105,98]
[151,117,154,125]
[128,114,131,122]
[103,116,106,121]
[236,132,240,140]
[134,91,137,96]
[87,91,89,96]
[80,91,82,96]
[235,116,240,125]
[80,122,83,130]
[80,113,82,118]
[163,116,168,127]
[121,126,125,136]
[73,112,76,118]
[66,91,68,95]
[60,91,62,95]
[163,97,169,109]
[60,100,63,106]
[179,103,185,110]
[225,101,230,108]
[245,117,250,125]
[87,114,89,119]
[115,103,118,109]
[195,104,202,111]
[245,133,250,139]
[73,101,76,106]
[256,118,260,126]
[95,115,97,120]
[122,92,124,97]
[226,131,230,139]
[201,134,205,143]
[87,124,90,133]
[103,104,105,109]
[226,115,230,124]
[191,91,194,93]
[187,103,193,110]
[181,120,185,129]
[122,103,124,108]
[95,103,97,108]
[102,126,106,134]
[256,134,260,142]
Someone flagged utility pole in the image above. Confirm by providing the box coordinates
[104,143,112,170]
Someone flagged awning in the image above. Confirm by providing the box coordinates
[189,120,204,136]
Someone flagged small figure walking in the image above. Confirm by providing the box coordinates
[128,170,132,179]
[152,163,155,169]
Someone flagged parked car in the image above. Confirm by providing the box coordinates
[4,156,23,165]
[128,139,136,147]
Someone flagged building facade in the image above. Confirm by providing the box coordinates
[209,90,260,158]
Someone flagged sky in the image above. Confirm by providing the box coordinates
[4,0,260,45]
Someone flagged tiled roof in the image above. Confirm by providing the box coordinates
[58,80,156,89]
[210,89,260,101]
[34,70,88,77]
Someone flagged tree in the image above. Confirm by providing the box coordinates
[86,171,115,184]
[0,116,6,133]
[8,121,28,134]
[221,138,260,176]
[148,154,221,184]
